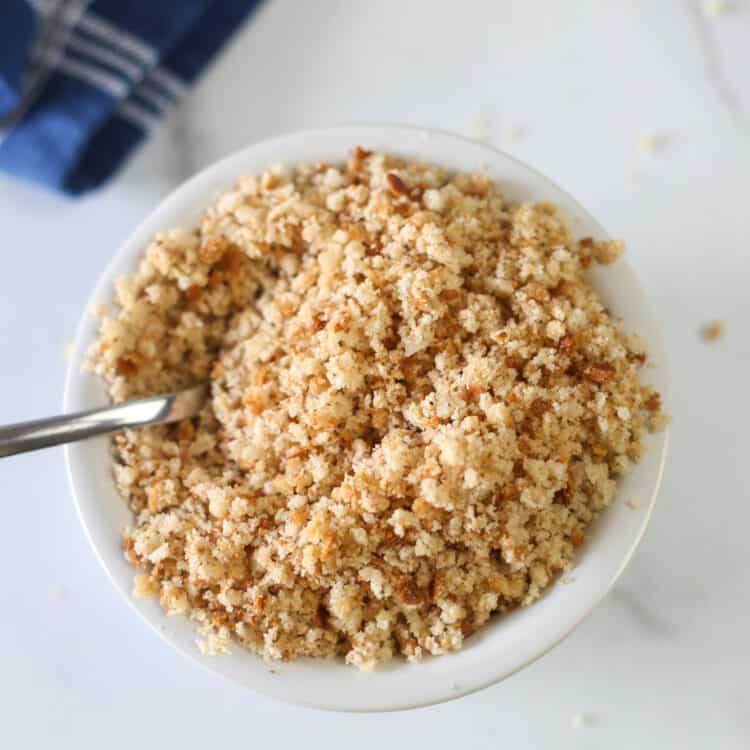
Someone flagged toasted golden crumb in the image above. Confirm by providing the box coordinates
[88,150,663,669]
[133,574,159,598]
[701,320,724,342]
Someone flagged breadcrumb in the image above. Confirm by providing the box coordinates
[466,112,491,143]
[701,320,724,342]
[637,132,669,155]
[88,150,663,669]
[571,713,592,729]
[498,126,523,145]
[702,0,730,17]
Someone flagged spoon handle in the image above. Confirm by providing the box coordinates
[0,384,207,458]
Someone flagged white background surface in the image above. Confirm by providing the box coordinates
[0,0,748,746]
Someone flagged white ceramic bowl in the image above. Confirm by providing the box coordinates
[65,125,669,712]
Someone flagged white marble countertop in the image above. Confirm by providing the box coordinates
[1,1,748,747]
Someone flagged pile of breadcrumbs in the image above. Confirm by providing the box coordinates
[87,148,664,669]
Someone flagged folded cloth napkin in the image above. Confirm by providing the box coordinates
[0,0,263,195]
[0,1,37,116]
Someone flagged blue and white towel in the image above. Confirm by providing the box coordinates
[0,0,263,195]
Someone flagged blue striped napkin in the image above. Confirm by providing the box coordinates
[0,0,263,195]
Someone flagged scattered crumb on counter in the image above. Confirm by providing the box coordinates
[466,112,491,142]
[637,132,670,155]
[701,320,724,342]
[637,133,657,154]
[559,576,576,586]
[702,0,730,17]
[571,713,592,729]
[626,498,641,510]
[465,118,523,146]
[498,126,523,144]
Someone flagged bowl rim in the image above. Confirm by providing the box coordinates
[64,123,670,712]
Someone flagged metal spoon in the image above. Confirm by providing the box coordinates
[0,384,208,458]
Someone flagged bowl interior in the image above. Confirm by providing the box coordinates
[64,124,669,712]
